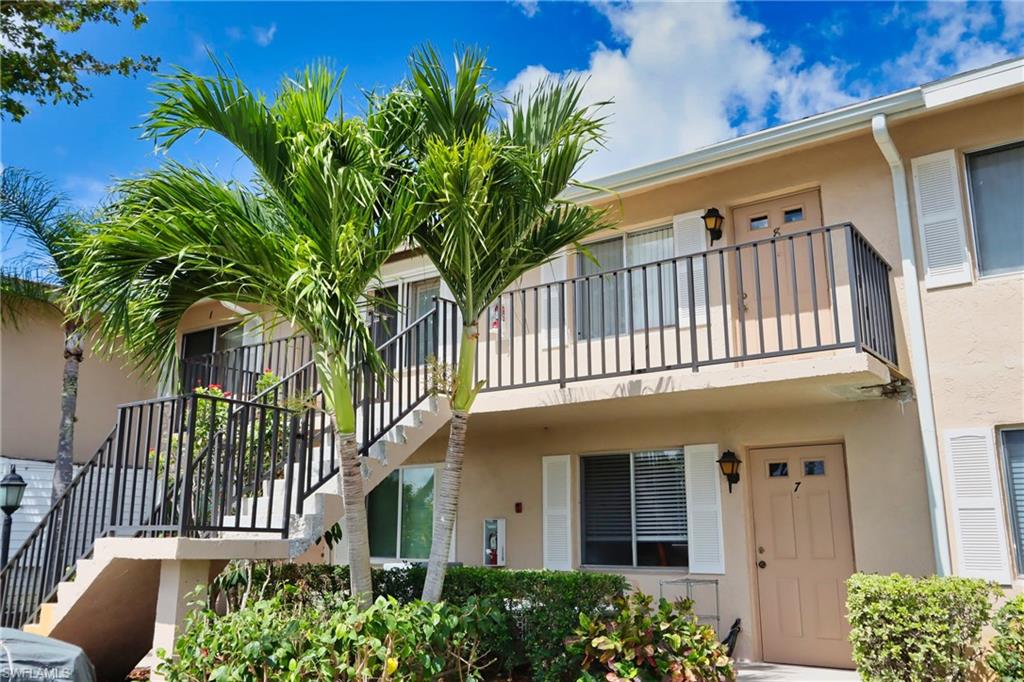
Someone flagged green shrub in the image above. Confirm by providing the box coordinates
[221,563,628,681]
[987,594,1024,682]
[846,573,999,682]
[159,585,503,681]
[567,591,734,682]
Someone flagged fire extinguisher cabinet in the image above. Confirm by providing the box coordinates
[483,518,506,567]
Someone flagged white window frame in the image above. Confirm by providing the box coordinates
[579,448,688,570]
[963,138,1024,280]
[369,463,449,563]
[1000,427,1024,576]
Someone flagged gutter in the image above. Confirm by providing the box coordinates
[871,113,953,576]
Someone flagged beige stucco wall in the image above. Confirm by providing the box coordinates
[890,93,1024,580]
[404,394,933,662]
[0,303,155,462]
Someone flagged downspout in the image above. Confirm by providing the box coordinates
[871,113,953,576]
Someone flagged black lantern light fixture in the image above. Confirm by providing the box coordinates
[0,465,27,568]
[701,207,725,246]
[717,450,742,493]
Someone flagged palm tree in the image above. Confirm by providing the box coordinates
[406,48,612,602]
[68,63,421,607]
[1,168,90,503]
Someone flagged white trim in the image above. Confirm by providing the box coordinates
[871,115,953,575]
[566,58,1023,203]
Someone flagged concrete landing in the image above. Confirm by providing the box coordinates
[737,662,859,681]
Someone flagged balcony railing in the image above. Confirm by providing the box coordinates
[182,334,313,397]
[471,223,896,390]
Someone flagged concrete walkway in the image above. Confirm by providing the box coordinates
[737,662,859,681]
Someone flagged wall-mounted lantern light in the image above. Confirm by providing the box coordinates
[717,450,742,493]
[702,207,725,246]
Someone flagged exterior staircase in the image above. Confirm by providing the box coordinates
[0,299,458,680]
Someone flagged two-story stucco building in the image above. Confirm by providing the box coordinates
[1,57,1021,676]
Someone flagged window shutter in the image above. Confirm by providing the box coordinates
[539,250,567,350]
[543,454,572,570]
[943,428,1013,583]
[673,212,708,324]
[684,444,724,574]
[911,150,972,288]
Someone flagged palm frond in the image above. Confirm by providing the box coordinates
[0,268,60,328]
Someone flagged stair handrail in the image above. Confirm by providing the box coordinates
[0,428,116,626]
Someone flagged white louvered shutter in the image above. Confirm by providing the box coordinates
[543,454,572,570]
[539,250,567,350]
[684,444,725,574]
[673,212,708,324]
[911,150,972,289]
[634,450,687,546]
[943,428,1013,583]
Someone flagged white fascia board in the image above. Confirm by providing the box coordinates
[922,57,1024,109]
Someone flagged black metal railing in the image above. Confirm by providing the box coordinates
[291,298,459,512]
[0,393,301,628]
[473,223,896,390]
[181,334,313,398]
[0,225,896,629]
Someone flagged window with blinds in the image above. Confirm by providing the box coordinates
[576,227,676,340]
[1002,429,1024,574]
[581,449,688,567]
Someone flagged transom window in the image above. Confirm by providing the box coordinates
[575,226,676,339]
[967,142,1024,276]
[368,465,438,561]
[1001,429,1024,574]
[580,449,687,568]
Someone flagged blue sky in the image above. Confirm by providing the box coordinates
[3,1,1022,262]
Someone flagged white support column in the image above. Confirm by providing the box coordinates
[149,559,211,680]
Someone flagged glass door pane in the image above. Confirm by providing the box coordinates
[368,470,400,558]
[408,278,440,364]
[626,227,675,330]
[577,237,625,339]
[399,467,435,559]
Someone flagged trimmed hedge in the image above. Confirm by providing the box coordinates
[229,563,628,681]
[846,573,999,682]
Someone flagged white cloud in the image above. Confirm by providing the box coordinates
[515,0,539,18]
[506,2,858,179]
[63,175,108,210]
[252,23,278,47]
[506,1,1021,181]
[882,2,1021,87]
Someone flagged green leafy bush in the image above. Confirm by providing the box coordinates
[987,594,1024,682]
[159,585,502,681]
[221,563,628,681]
[566,591,734,682]
[846,573,999,682]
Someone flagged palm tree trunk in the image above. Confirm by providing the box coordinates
[316,351,373,608]
[337,431,373,609]
[422,323,478,602]
[421,409,468,602]
[52,320,83,503]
